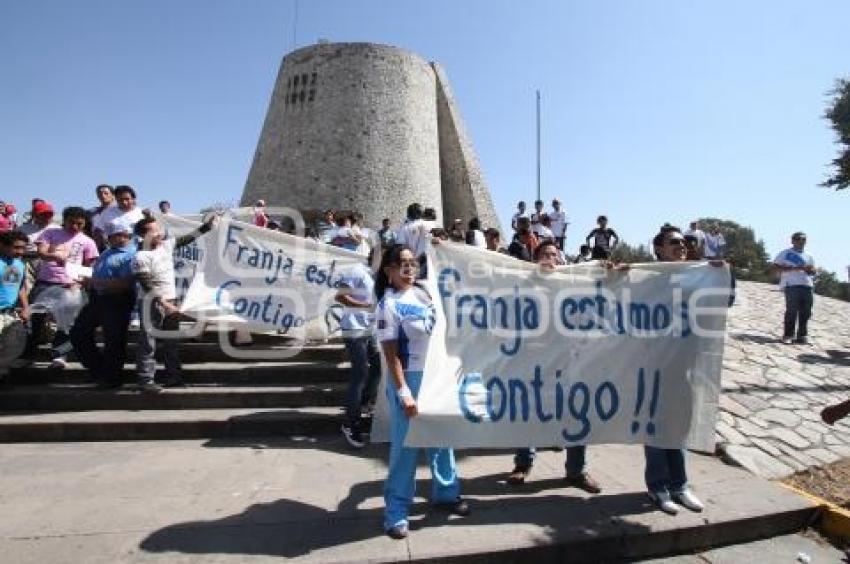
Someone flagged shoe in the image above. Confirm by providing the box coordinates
[507,466,531,485]
[781,336,794,345]
[138,381,163,394]
[386,523,408,539]
[565,473,602,494]
[649,491,679,515]
[341,423,365,448]
[435,498,471,517]
[49,357,67,370]
[795,336,810,345]
[672,489,704,512]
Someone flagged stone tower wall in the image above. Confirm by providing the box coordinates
[241,43,443,226]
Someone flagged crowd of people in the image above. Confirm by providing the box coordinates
[0,188,821,540]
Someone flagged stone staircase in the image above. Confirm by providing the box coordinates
[0,330,352,442]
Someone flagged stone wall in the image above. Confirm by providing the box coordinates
[241,43,442,226]
[241,42,501,231]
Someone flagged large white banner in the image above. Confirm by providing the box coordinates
[159,214,366,339]
[402,243,730,451]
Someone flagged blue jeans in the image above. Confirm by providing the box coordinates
[513,446,587,478]
[783,285,813,339]
[644,446,687,494]
[384,370,460,530]
[343,335,381,428]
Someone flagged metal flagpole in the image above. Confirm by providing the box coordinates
[536,89,541,202]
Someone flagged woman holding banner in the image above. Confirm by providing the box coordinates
[375,244,469,539]
[646,225,709,515]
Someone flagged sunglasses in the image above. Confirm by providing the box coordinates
[666,237,686,246]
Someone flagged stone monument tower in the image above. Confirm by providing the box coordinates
[240,42,500,230]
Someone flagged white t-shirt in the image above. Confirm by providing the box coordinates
[470,229,486,248]
[376,285,436,372]
[132,238,177,299]
[704,232,726,258]
[396,219,431,258]
[511,212,529,230]
[773,248,815,288]
[530,211,546,224]
[549,210,568,237]
[338,263,375,338]
[531,224,554,240]
[97,206,145,234]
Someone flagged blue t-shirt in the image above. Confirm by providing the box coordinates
[92,244,137,291]
[0,257,25,309]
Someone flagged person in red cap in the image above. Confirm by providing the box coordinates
[0,202,12,233]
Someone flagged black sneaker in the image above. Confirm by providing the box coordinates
[341,423,365,448]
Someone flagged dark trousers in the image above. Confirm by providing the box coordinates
[783,286,813,339]
[71,292,135,383]
[343,335,381,429]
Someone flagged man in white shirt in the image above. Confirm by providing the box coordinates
[95,185,145,249]
[773,231,815,345]
[395,203,431,278]
[549,199,568,250]
[132,214,216,392]
[511,201,528,232]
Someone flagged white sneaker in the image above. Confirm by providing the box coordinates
[49,357,67,370]
[672,489,704,512]
[781,336,793,345]
[648,491,679,515]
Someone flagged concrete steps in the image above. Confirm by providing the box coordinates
[0,383,348,411]
[0,335,355,442]
[0,407,350,442]
[11,360,350,385]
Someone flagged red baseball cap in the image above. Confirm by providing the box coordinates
[33,202,54,215]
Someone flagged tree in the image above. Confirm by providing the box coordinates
[814,269,850,302]
[823,78,850,191]
[610,241,655,264]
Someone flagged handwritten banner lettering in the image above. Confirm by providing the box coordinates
[402,243,730,451]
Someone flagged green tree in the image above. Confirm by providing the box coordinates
[814,269,850,301]
[823,78,850,191]
[610,241,655,264]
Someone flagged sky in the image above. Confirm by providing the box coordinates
[2,0,849,276]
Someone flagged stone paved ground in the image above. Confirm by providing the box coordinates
[717,281,850,479]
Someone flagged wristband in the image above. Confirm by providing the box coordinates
[397,385,413,400]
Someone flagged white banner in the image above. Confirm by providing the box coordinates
[402,243,730,451]
[159,214,366,339]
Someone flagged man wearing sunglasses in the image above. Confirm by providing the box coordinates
[773,232,815,345]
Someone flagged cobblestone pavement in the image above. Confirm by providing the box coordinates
[717,281,850,478]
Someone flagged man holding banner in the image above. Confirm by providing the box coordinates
[507,240,602,494]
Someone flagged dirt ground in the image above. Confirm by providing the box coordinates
[784,458,850,510]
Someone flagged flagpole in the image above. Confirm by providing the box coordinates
[536,89,541,202]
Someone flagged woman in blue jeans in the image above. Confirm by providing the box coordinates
[647,224,729,515]
[375,244,469,539]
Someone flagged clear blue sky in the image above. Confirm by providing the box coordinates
[2,1,848,275]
